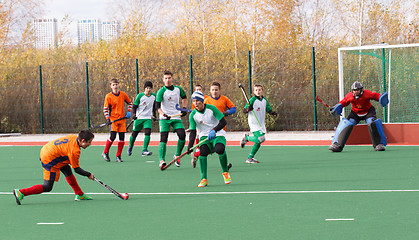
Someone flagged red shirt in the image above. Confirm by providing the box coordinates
[339,89,381,115]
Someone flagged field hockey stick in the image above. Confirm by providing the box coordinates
[316,96,342,116]
[91,117,127,129]
[94,177,129,200]
[152,113,183,121]
[161,138,208,171]
[238,83,262,127]
[126,118,135,131]
[175,104,192,112]
[315,96,331,108]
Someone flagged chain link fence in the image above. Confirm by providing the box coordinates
[1,47,342,133]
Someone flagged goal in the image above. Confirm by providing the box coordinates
[338,43,419,123]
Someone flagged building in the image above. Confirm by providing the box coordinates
[77,19,121,44]
[77,19,102,44]
[32,18,58,49]
[102,21,121,41]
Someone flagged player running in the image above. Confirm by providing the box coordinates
[329,81,389,152]
[102,78,133,162]
[156,70,189,169]
[127,81,156,157]
[241,84,277,163]
[187,91,231,187]
[13,130,95,205]
[192,81,236,168]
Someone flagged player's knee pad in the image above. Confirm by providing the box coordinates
[175,128,186,140]
[144,128,151,136]
[160,132,169,143]
[332,118,356,147]
[42,181,54,192]
[199,144,210,156]
[257,135,266,144]
[367,118,387,147]
[214,143,225,155]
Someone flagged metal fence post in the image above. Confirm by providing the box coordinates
[85,62,90,129]
[39,65,44,134]
[248,51,252,94]
[189,55,193,97]
[312,47,318,131]
[135,59,139,95]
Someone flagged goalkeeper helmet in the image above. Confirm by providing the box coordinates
[351,81,364,99]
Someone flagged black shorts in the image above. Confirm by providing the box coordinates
[347,106,376,124]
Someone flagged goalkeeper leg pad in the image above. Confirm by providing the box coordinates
[329,118,356,152]
[367,118,387,151]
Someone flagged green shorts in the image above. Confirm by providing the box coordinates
[159,119,184,132]
[199,136,226,152]
[133,119,152,132]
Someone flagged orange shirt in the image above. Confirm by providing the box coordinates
[40,134,81,171]
[103,91,132,121]
[204,95,235,130]
[204,95,235,113]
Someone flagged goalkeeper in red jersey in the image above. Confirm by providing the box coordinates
[329,81,389,152]
[13,130,95,205]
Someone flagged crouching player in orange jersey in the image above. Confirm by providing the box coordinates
[13,130,95,205]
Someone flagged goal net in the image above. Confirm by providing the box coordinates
[338,43,419,123]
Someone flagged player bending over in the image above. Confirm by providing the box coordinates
[13,130,95,205]
[329,81,389,152]
[187,91,231,187]
[241,84,277,163]
[102,78,133,162]
[127,81,156,157]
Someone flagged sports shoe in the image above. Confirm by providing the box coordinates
[374,144,386,151]
[127,147,133,156]
[13,189,24,205]
[116,156,123,162]
[227,162,232,170]
[246,158,259,164]
[222,172,231,184]
[240,133,249,148]
[159,160,166,169]
[141,150,152,156]
[102,152,110,162]
[198,179,208,187]
[328,142,343,152]
[174,155,181,167]
[75,194,93,201]
[191,155,197,168]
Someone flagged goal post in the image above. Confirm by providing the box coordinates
[338,43,419,123]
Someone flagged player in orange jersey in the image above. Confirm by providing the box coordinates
[102,78,133,162]
[13,130,95,205]
[204,82,236,120]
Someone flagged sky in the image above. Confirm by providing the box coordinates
[44,0,109,21]
[43,0,112,42]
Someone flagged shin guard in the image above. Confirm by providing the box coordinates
[367,118,387,148]
[330,118,356,151]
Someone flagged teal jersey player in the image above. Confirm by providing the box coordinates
[156,70,189,169]
[187,91,231,187]
[241,84,277,164]
[127,81,156,157]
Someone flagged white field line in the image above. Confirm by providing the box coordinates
[37,222,64,225]
[325,218,355,221]
[2,189,419,195]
